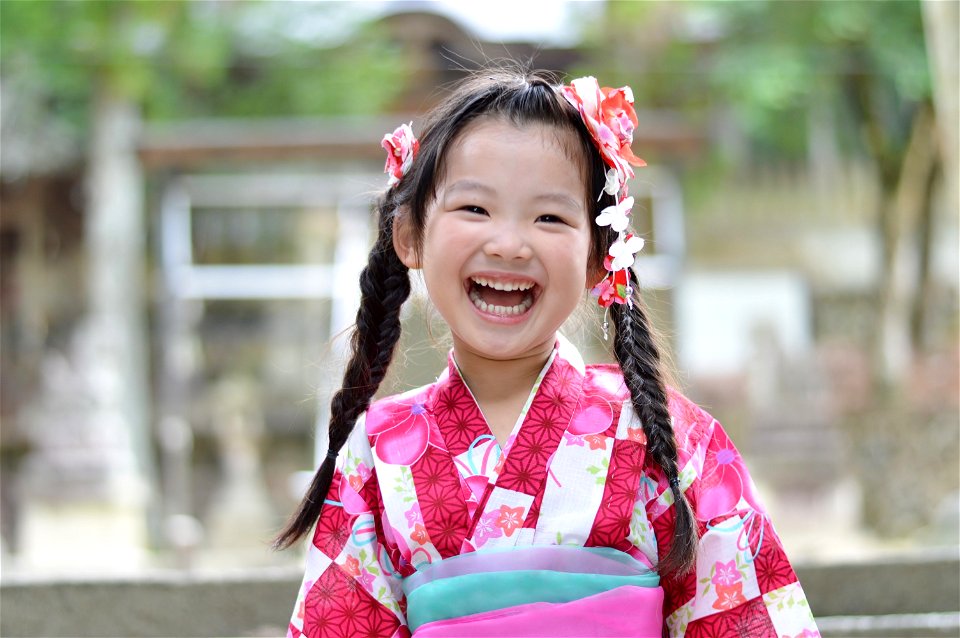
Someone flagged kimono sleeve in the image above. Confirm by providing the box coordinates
[654,396,820,638]
[288,414,410,638]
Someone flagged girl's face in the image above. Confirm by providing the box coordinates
[397,118,596,367]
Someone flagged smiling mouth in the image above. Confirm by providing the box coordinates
[468,276,536,316]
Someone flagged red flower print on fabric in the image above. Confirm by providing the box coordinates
[495,505,525,537]
[713,582,748,611]
[343,555,361,578]
[410,524,428,545]
[584,434,608,451]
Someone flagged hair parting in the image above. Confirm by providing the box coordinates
[611,271,698,576]
[273,192,411,550]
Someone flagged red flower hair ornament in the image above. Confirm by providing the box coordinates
[382,122,419,186]
[560,76,647,313]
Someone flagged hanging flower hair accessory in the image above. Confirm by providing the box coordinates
[560,77,646,322]
[382,122,419,186]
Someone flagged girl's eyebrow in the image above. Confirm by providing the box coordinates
[445,179,495,195]
[446,179,581,210]
[532,192,582,211]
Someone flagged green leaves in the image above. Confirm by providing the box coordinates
[0,0,411,139]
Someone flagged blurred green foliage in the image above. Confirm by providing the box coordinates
[577,0,930,161]
[0,0,409,129]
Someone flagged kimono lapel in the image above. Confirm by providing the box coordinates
[451,336,587,550]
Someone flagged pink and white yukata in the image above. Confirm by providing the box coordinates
[288,336,820,638]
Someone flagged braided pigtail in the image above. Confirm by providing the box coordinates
[610,272,698,577]
[274,194,411,550]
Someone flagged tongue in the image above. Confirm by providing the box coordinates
[477,286,526,307]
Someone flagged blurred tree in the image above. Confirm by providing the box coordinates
[0,0,409,552]
[581,0,939,387]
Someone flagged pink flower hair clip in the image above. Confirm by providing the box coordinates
[560,76,646,317]
[382,122,419,186]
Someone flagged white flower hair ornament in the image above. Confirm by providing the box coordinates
[560,76,646,311]
[382,122,419,186]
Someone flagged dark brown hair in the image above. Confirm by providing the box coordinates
[274,69,697,576]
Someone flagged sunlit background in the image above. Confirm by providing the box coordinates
[1,1,957,636]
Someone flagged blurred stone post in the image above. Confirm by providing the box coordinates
[17,91,151,571]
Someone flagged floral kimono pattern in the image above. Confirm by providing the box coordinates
[288,336,819,638]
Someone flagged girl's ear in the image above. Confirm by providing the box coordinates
[584,262,605,290]
[392,209,421,269]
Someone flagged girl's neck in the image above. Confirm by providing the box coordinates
[452,342,554,443]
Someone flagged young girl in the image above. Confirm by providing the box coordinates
[277,70,820,638]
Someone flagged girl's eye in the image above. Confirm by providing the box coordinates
[461,205,488,215]
[537,214,567,225]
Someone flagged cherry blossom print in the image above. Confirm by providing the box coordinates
[382,122,418,187]
[494,505,525,536]
[358,568,376,591]
[712,559,742,587]
[368,398,433,466]
[585,434,608,451]
[343,555,361,578]
[696,425,766,522]
[626,427,646,443]
[473,509,504,547]
[563,432,586,447]
[410,523,428,545]
[713,582,748,611]
[403,504,422,528]
[346,461,372,493]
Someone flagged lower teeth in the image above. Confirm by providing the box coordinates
[469,290,532,316]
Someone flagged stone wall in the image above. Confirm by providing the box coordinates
[1,550,957,638]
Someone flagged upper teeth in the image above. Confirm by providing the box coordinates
[471,277,534,291]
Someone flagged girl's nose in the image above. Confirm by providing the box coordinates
[483,223,533,260]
